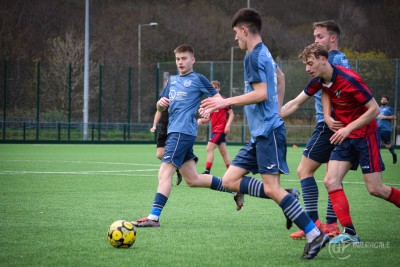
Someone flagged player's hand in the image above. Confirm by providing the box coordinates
[157,97,170,109]
[330,127,351,145]
[224,126,231,135]
[150,126,156,133]
[325,117,344,132]
[200,97,227,115]
[197,119,203,125]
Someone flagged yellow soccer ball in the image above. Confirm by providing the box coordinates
[107,220,136,248]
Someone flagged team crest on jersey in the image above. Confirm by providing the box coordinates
[183,80,192,87]
[335,89,341,98]
[169,90,177,100]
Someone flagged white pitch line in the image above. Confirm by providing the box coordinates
[0,159,159,167]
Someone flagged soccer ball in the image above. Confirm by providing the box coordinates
[107,220,137,248]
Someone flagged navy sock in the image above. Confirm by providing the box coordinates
[239,176,269,198]
[325,197,337,224]
[280,194,314,234]
[389,145,395,154]
[149,192,168,219]
[210,176,231,193]
[300,177,319,222]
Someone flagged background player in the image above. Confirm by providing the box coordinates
[377,96,397,164]
[197,80,234,175]
[150,110,182,185]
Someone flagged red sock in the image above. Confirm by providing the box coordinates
[226,164,230,169]
[328,189,353,228]
[205,161,213,170]
[388,187,400,207]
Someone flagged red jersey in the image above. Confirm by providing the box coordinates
[210,104,231,133]
[304,65,377,138]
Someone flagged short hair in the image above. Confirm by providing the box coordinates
[231,8,262,33]
[381,95,389,101]
[211,80,220,88]
[174,44,194,56]
[299,43,329,62]
[313,20,341,39]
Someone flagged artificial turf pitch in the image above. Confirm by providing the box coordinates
[0,144,399,266]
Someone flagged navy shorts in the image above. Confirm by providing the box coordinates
[156,129,168,148]
[231,124,289,175]
[379,130,392,145]
[162,132,198,168]
[209,132,226,145]
[303,122,335,163]
[330,131,385,174]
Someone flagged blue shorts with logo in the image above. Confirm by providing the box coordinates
[162,132,198,168]
[329,131,385,174]
[209,132,226,145]
[231,124,289,175]
[303,122,335,163]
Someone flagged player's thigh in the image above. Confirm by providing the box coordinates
[222,165,247,184]
[324,160,351,189]
[297,156,323,179]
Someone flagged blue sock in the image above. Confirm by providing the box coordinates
[149,192,168,220]
[279,194,315,234]
[325,197,337,224]
[301,177,319,222]
[239,176,269,198]
[210,176,231,193]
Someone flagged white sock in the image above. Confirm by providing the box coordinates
[306,227,321,243]
[148,214,159,221]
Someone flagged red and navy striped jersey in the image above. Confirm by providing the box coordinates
[304,65,377,138]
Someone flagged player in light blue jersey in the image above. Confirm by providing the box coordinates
[200,8,328,260]
[281,20,350,240]
[132,44,244,227]
[377,96,397,163]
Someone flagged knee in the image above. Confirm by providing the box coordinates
[324,176,339,191]
[222,178,234,190]
[366,184,385,198]
[296,164,311,179]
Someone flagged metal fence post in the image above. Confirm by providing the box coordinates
[35,62,41,141]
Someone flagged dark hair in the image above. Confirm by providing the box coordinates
[299,43,329,62]
[313,20,341,39]
[381,95,389,101]
[231,8,261,33]
[174,44,194,55]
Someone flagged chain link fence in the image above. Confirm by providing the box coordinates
[1,59,399,144]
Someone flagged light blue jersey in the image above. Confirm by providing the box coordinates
[160,71,217,136]
[378,105,394,132]
[243,42,284,139]
[313,50,351,123]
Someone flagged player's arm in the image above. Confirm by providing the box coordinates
[330,98,380,145]
[225,108,234,134]
[199,82,267,116]
[276,66,285,113]
[156,97,170,112]
[280,91,310,118]
[150,111,162,133]
[322,91,344,132]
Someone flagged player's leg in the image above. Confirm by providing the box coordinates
[381,131,397,163]
[203,141,217,174]
[325,160,360,244]
[132,162,175,227]
[360,133,400,206]
[217,141,231,169]
[262,173,328,259]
